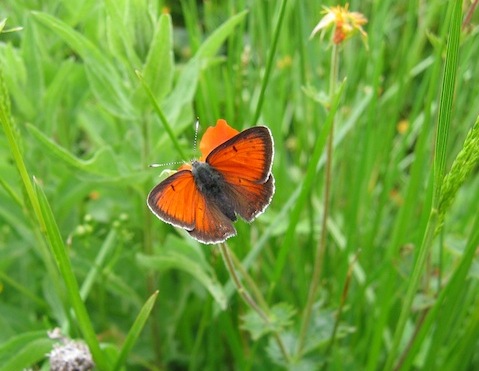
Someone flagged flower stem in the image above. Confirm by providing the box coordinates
[229,247,270,311]
[218,242,290,362]
[323,252,358,368]
[297,44,340,357]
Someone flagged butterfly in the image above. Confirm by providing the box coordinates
[147,119,274,244]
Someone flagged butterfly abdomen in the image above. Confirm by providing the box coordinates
[191,161,237,222]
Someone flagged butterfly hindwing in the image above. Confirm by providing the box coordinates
[188,199,236,243]
[222,174,275,221]
[206,126,275,221]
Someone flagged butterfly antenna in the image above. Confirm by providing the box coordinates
[149,161,184,168]
[150,117,200,168]
[193,117,200,153]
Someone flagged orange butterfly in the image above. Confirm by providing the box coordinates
[147,119,274,244]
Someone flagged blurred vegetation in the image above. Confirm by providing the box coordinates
[1,0,479,370]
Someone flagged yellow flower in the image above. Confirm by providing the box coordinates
[310,4,368,46]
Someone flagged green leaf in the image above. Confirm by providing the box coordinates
[161,57,201,126]
[303,310,349,354]
[195,10,248,59]
[42,276,68,326]
[21,17,45,113]
[27,123,150,183]
[136,70,186,160]
[0,335,54,371]
[241,303,296,341]
[267,332,322,370]
[34,180,108,369]
[0,18,23,34]
[79,229,118,301]
[0,18,6,33]
[273,81,346,283]
[0,331,52,365]
[113,291,159,371]
[104,0,142,67]
[0,43,36,119]
[136,236,227,310]
[27,123,120,176]
[302,84,329,106]
[32,11,137,119]
[252,0,287,125]
[383,1,463,368]
[162,10,248,126]
[42,59,77,131]
[142,13,174,100]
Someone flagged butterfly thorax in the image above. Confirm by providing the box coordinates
[191,161,237,222]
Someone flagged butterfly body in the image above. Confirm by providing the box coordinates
[148,124,274,244]
[191,161,237,222]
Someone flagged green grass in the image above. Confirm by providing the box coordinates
[1,0,479,370]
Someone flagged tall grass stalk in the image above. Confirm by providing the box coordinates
[297,43,340,357]
[218,242,290,362]
[0,68,108,369]
[384,0,462,368]
[252,0,288,125]
[1,1,478,369]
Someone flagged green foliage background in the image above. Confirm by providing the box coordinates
[1,0,479,370]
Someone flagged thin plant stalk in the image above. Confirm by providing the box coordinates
[218,242,290,363]
[140,85,163,364]
[384,0,461,368]
[321,253,359,371]
[0,68,109,370]
[252,0,288,125]
[229,247,270,311]
[296,44,340,357]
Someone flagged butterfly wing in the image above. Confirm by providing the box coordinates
[188,198,237,244]
[147,170,236,244]
[206,126,275,221]
[148,170,197,230]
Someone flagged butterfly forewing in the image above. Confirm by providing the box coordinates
[206,127,273,183]
[147,170,198,229]
[147,169,237,244]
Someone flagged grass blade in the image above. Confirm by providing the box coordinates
[383,1,462,368]
[113,290,159,371]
